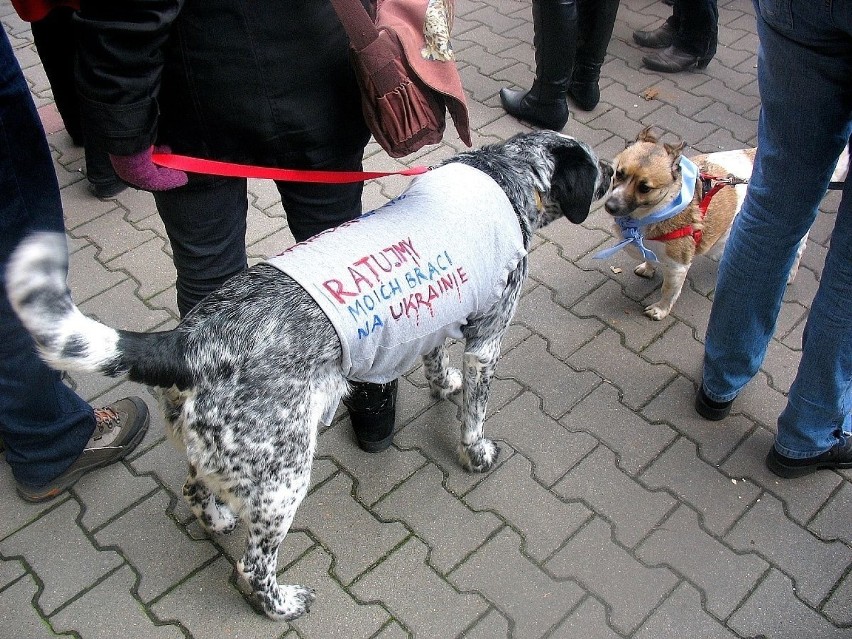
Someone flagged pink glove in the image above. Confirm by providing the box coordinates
[109,145,188,191]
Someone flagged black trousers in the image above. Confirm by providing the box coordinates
[153,150,365,317]
[667,0,719,58]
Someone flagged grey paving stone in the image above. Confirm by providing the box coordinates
[477,391,599,487]
[499,335,602,419]
[51,565,184,639]
[560,383,677,475]
[0,574,64,639]
[316,416,427,507]
[151,557,286,639]
[810,482,852,546]
[550,597,622,639]
[293,472,409,584]
[0,465,66,539]
[95,490,218,602]
[823,570,852,626]
[0,557,25,588]
[450,527,585,638]
[641,436,761,535]
[0,500,123,615]
[373,462,502,572]
[108,236,179,301]
[725,493,852,608]
[633,582,740,639]
[636,504,768,618]
[66,241,127,304]
[721,427,844,525]
[545,517,679,635]
[463,608,510,638]
[728,569,851,639]
[567,327,677,410]
[640,376,754,465]
[78,278,172,333]
[74,459,159,531]
[353,536,489,638]
[553,445,676,548]
[287,547,389,638]
[527,242,611,311]
[464,453,590,562]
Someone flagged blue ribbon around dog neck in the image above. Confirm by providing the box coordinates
[594,156,698,262]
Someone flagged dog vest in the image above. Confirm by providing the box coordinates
[267,163,526,387]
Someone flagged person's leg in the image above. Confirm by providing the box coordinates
[770,173,852,465]
[641,0,717,72]
[0,29,94,485]
[154,176,250,317]
[30,9,124,198]
[499,0,579,130]
[700,0,852,424]
[568,0,619,111]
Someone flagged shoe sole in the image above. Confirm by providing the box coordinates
[766,451,852,479]
[694,390,732,421]
[16,410,150,503]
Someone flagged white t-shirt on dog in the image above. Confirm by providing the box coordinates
[267,163,525,387]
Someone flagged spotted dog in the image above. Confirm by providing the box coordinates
[6,131,613,621]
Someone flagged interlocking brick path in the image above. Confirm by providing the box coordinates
[2,0,849,637]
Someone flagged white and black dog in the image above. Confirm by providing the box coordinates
[6,131,612,620]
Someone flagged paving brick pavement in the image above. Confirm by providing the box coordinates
[2,0,849,637]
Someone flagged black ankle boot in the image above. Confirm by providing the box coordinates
[343,380,398,453]
[500,84,570,130]
[568,0,618,111]
[500,0,578,131]
[632,21,676,49]
[567,62,602,111]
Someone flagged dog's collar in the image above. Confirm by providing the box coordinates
[594,156,698,262]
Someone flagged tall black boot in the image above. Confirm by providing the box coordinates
[343,380,398,453]
[568,0,619,111]
[499,0,578,130]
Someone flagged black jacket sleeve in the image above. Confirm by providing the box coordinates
[74,0,182,155]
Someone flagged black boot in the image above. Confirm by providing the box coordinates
[632,20,677,49]
[499,0,578,130]
[343,380,398,453]
[567,0,618,111]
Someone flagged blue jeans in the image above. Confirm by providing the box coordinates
[0,30,95,486]
[702,0,852,458]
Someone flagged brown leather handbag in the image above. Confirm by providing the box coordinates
[330,0,472,158]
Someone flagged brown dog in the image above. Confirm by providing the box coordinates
[601,127,804,320]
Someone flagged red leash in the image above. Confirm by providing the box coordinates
[649,174,741,245]
[151,152,430,183]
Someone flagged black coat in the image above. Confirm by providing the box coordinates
[75,0,370,167]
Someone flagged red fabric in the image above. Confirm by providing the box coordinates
[648,181,726,246]
[11,0,79,22]
[151,152,430,184]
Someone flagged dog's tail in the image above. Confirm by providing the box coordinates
[6,232,191,388]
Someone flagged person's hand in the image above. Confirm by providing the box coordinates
[109,146,188,191]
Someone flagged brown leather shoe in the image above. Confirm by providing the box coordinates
[632,22,676,49]
[642,46,712,73]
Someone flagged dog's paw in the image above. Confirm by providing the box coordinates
[459,438,500,473]
[234,566,315,621]
[195,496,239,534]
[430,368,463,399]
[634,262,656,279]
[643,303,669,321]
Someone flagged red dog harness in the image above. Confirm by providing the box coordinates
[648,174,746,246]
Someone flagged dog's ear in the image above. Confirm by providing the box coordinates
[664,140,687,177]
[550,143,599,224]
[637,126,658,144]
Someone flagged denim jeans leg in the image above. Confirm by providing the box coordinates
[0,30,95,487]
[775,173,852,458]
[702,0,852,413]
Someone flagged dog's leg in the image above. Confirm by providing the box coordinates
[235,467,315,621]
[787,232,809,284]
[645,262,689,320]
[183,465,239,534]
[423,344,463,399]
[457,343,501,473]
[634,260,657,279]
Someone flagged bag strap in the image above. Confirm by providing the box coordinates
[329,0,380,51]
[151,152,429,184]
